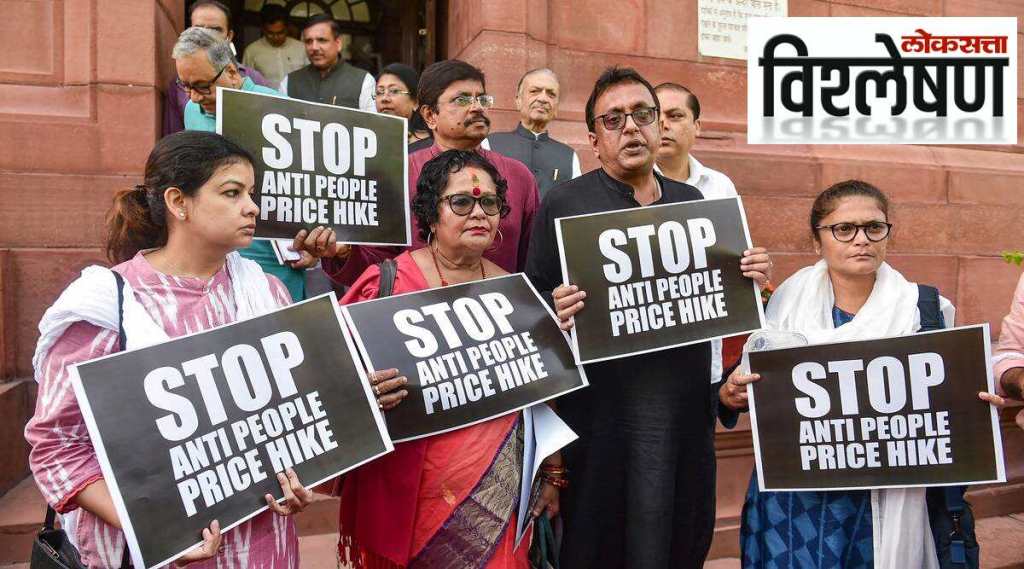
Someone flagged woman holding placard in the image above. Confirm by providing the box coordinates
[26,131,319,568]
[717,180,1004,569]
[338,149,561,568]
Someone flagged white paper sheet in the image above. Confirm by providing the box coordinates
[269,238,301,264]
[514,404,578,549]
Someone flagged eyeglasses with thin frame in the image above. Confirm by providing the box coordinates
[449,94,495,108]
[176,65,228,95]
[815,221,893,243]
[442,193,503,216]
[593,106,659,131]
[372,88,412,100]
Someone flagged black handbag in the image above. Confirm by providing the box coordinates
[927,485,979,569]
[31,271,131,569]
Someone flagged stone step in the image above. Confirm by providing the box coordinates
[2,475,1023,568]
[0,478,45,566]
[0,380,33,498]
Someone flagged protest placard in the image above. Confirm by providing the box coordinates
[747,325,1006,491]
[555,196,765,365]
[217,88,410,245]
[341,274,588,442]
[71,294,392,568]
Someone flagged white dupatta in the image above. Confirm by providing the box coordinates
[33,251,278,381]
[764,259,954,569]
[30,251,280,546]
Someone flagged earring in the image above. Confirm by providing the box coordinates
[178,211,186,220]
[488,228,504,252]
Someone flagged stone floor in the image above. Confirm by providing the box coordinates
[240,513,1024,568]
[3,475,1024,568]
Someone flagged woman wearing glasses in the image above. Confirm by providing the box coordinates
[336,150,561,568]
[322,60,540,290]
[720,180,1003,569]
[373,63,432,146]
[26,131,312,568]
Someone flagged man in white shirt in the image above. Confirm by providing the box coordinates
[655,82,740,386]
[654,82,737,200]
[242,5,308,89]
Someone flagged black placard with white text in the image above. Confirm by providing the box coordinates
[747,325,1006,491]
[217,88,410,245]
[555,197,765,365]
[341,274,588,442]
[70,294,392,569]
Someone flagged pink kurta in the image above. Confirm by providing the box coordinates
[994,272,1024,394]
[25,252,299,569]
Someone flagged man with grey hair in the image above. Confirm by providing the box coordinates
[173,26,323,302]
[173,26,280,132]
[162,0,271,136]
[485,68,581,198]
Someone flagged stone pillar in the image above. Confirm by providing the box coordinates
[0,0,184,495]
[447,0,1024,557]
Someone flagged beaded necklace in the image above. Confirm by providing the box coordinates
[429,244,485,287]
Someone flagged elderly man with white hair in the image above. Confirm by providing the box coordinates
[485,68,581,198]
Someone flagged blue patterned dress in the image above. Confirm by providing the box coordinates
[740,307,875,569]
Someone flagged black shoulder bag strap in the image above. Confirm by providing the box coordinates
[113,271,127,351]
[40,271,132,566]
[918,283,973,567]
[111,270,131,566]
[377,258,398,298]
[916,284,945,332]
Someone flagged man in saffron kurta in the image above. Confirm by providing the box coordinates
[321,60,539,288]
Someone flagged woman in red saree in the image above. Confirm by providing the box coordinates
[337,150,561,568]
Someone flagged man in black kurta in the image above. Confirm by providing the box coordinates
[526,67,768,569]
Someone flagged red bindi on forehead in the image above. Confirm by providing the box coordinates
[470,171,482,196]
